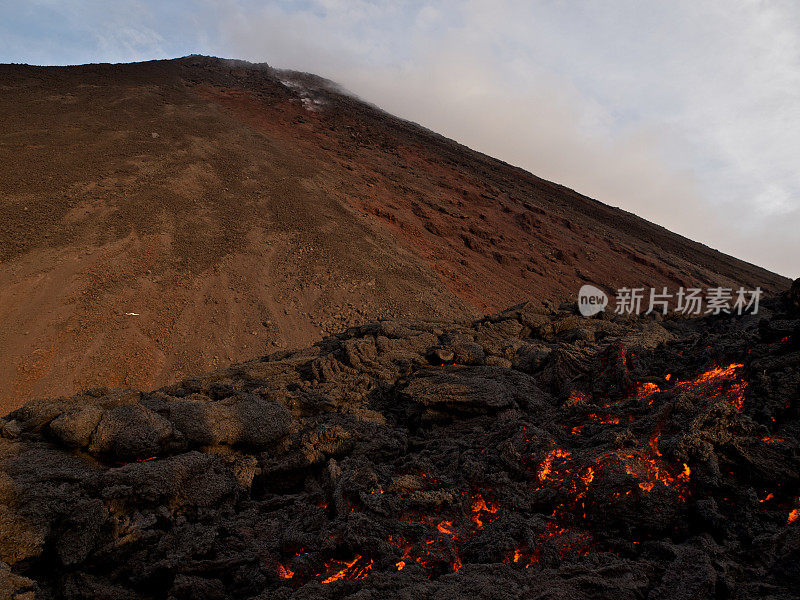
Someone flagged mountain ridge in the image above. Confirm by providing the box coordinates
[0,55,788,410]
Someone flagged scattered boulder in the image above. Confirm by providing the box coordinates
[88,404,174,461]
[165,394,292,448]
[48,405,104,448]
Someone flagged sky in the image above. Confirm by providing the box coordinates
[1,1,797,278]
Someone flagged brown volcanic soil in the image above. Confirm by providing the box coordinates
[0,55,789,411]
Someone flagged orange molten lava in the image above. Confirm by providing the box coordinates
[674,363,746,409]
[619,424,691,497]
[277,564,294,579]
[387,529,462,574]
[437,520,456,536]
[581,467,595,486]
[789,499,800,524]
[538,448,571,481]
[588,413,620,424]
[271,361,753,582]
[635,382,661,404]
[568,390,589,405]
[320,555,372,583]
[471,492,500,528]
[452,555,462,572]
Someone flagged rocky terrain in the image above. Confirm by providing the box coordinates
[1,280,798,599]
[0,55,789,410]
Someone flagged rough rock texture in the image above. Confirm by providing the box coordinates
[1,288,799,599]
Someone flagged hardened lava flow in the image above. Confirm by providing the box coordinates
[0,282,799,599]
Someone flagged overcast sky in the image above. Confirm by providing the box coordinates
[2,1,797,278]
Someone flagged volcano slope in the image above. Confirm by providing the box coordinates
[1,281,799,599]
[0,55,789,410]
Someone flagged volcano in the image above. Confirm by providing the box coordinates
[1,55,796,599]
[1,281,799,598]
[0,56,789,411]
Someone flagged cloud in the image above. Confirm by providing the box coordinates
[214,0,798,277]
[0,0,172,65]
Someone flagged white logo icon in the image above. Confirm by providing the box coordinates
[578,285,608,317]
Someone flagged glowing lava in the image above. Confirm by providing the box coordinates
[276,360,749,582]
[276,553,373,584]
[538,448,571,482]
[620,430,691,497]
[320,555,372,583]
[634,382,661,404]
[568,390,589,405]
[673,363,747,409]
[587,413,620,424]
[471,492,500,528]
[789,499,800,524]
[277,564,294,579]
[762,436,785,444]
[437,520,456,536]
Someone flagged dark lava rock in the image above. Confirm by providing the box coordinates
[1,289,800,599]
[165,394,292,449]
[790,277,800,313]
[401,366,550,420]
[48,405,104,448]
[427,347,455,365]
[89,404,174,461]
